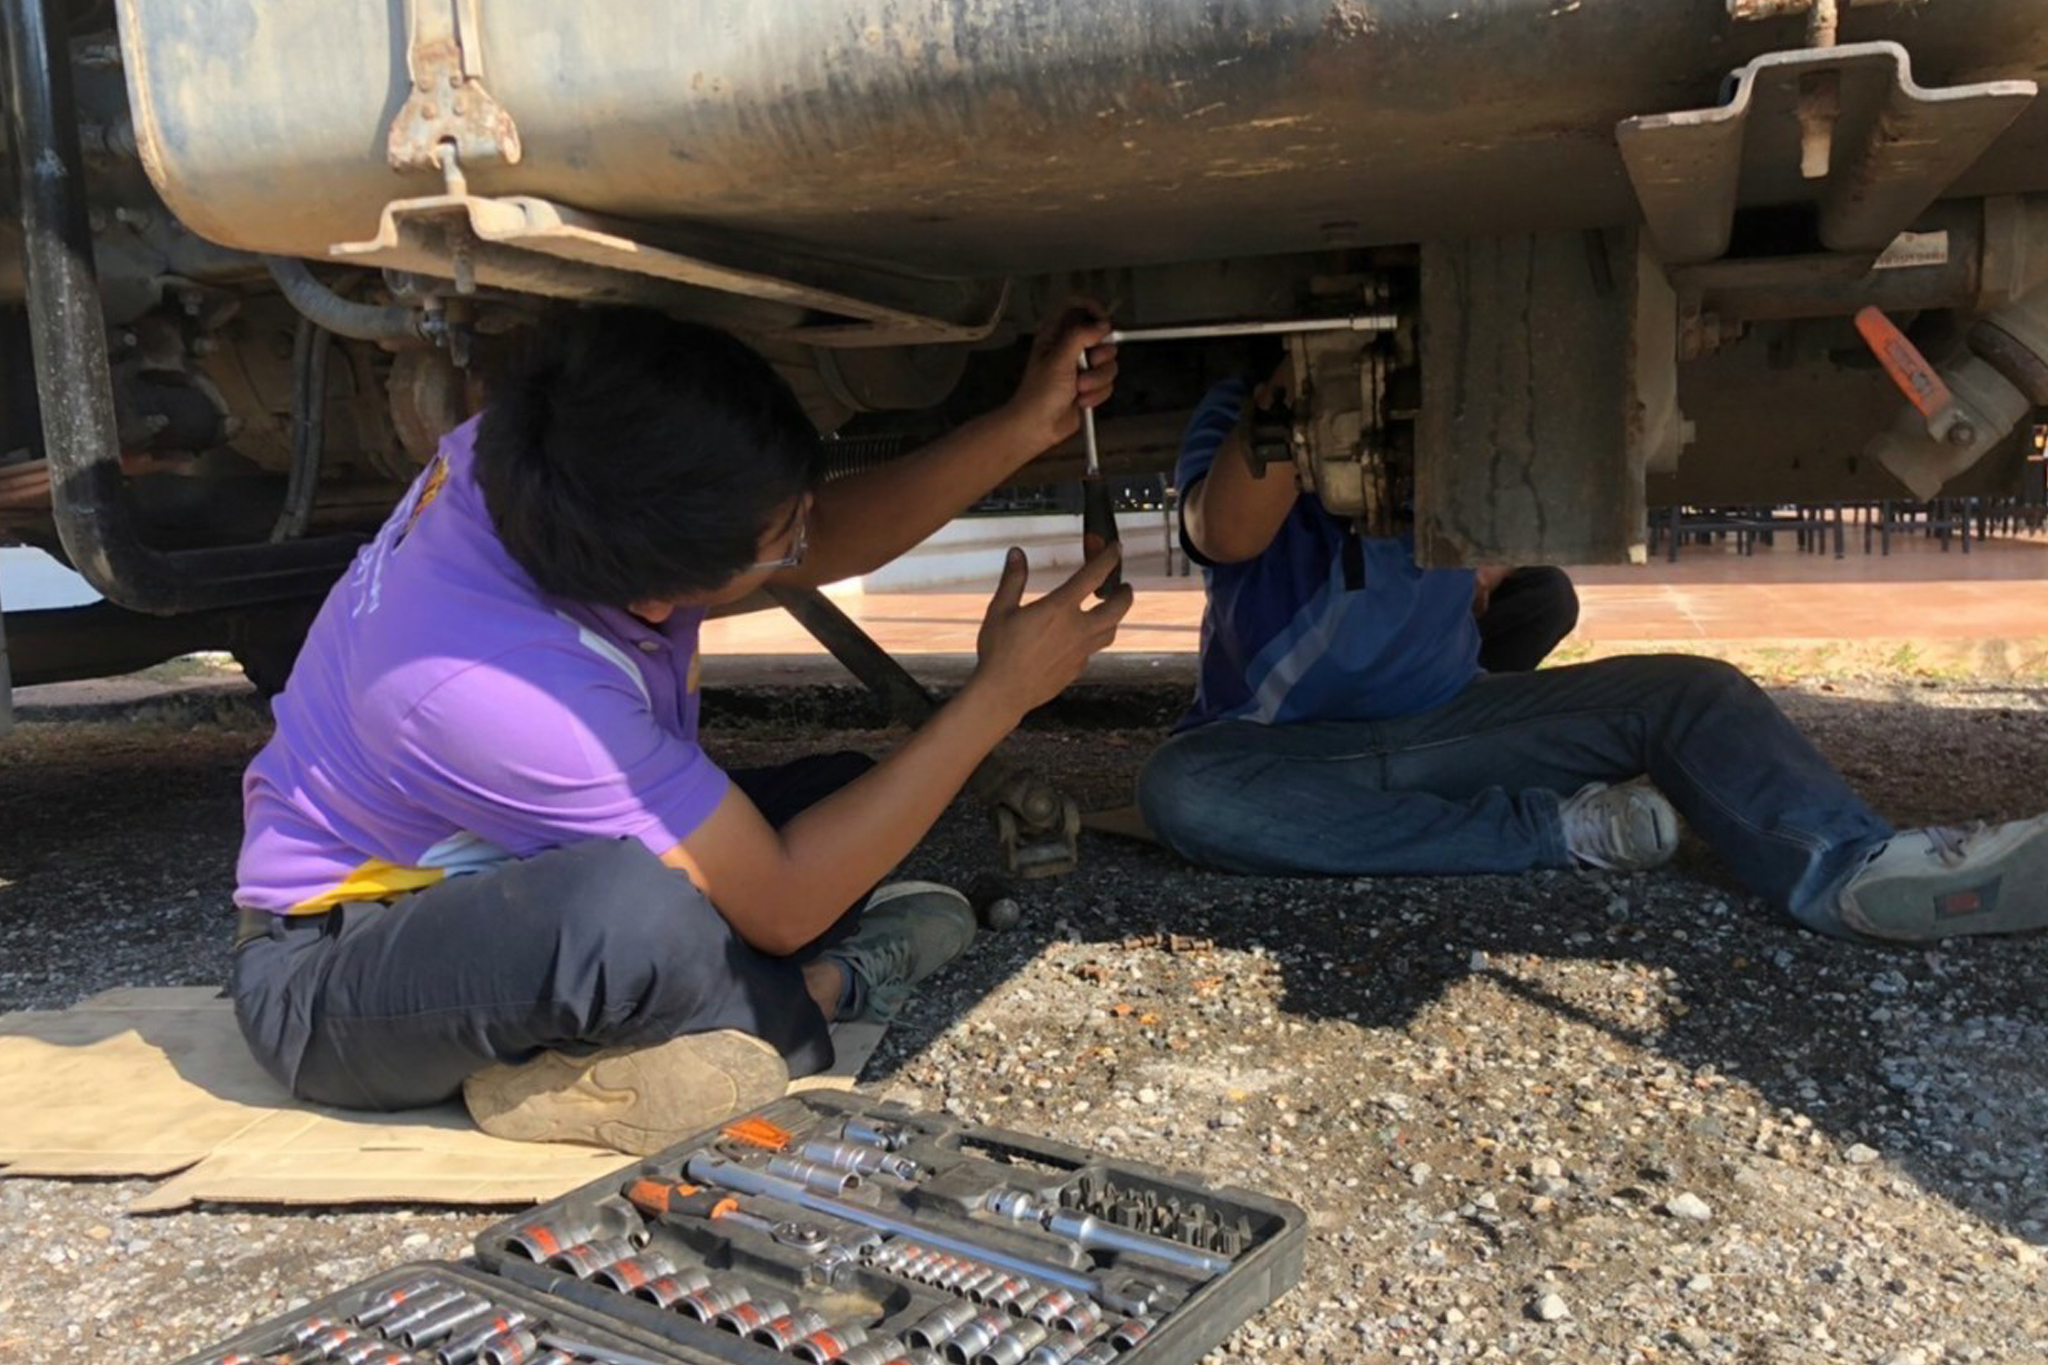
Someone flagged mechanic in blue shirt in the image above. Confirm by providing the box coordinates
[1136,365,2048,943]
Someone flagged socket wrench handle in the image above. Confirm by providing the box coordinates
[1104,313,1398,345]
[1076,350,1120,599]
[1080,479,1121,598]
[683,1154,1157,1314]
[1077,353,1101,478]
[537,1337,669,1365]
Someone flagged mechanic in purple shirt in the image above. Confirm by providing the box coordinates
[231,308,1129,1152]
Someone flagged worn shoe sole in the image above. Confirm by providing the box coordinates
[462,1030,788,1155]
[1839,814,2048,941]
[866,879,974,917]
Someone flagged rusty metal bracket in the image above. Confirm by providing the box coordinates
[1617,42,2035,266]
[1726,0,1903,22]
[331,193,1008,346]
[761,584,1082,880]
[388,0,523,175]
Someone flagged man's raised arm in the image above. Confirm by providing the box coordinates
[1182,366,1299,566]
[776,307,1117,588]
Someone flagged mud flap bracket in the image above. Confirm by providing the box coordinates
[1617,41,2034,266]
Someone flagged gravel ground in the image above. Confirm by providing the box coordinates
[2,669,2045,1365]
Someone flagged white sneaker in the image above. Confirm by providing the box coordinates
[1837,815,2048,941]
[1560,782,1680,872]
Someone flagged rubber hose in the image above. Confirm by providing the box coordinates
[271,314,327,542]
[263,255,420,342]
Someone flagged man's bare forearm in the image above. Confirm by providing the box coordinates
[771,681,1016,924]
[783,408,1043,587]
[667,680,1021,955]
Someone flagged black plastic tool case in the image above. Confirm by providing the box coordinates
[473,1093,1306,1365]
[173,1093,1305,1365]
[174,1261,702,1364]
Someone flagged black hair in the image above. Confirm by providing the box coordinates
[473,309,819,607]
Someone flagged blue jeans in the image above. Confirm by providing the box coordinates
[1137,655,1894,937]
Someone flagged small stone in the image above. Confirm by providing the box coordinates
[1527,1157,1563,1179]
[1212,1110,1245,1130]
[1532,1176,1571,1198]
[1663,1193,1713,1221]
[399,1231,431,1250]
[1410,1162,1433,1188]
[1876,1351,1928,1365]
[1684,1274,1713,1293]
[1843,1143,1881,1165]
[1675,1325,1714,1354]
[1530,1293,1570,1323]
[1136,1086,1159,1105]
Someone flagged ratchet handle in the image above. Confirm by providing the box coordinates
[624,1177,739,1222]
[1081,478,1122,597]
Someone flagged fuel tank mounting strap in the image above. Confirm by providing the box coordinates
[387,0,523,174]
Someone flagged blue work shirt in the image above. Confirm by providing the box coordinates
[1175,378,1481,730]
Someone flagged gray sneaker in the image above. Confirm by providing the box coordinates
[1837,815,2048,941]
[828,881,978,1023]
[1560,782,1681,872]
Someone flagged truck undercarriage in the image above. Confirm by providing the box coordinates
[3,1,2047,832]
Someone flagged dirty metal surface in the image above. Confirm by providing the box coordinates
[115,1,2048,276]
[1415,232,1647,567]
[1654,329,2030,505]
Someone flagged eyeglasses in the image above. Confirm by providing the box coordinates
[747,497,810,572]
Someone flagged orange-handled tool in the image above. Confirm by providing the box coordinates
[1855,305,1976,449]
[623,1177,738,1222]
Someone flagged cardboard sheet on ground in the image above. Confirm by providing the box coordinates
[0,987,886,1212]
[1082,804,1156,844]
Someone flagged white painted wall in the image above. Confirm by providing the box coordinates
[857,510,1177,591]
[0,546,98,610]
[0,513,1172,615]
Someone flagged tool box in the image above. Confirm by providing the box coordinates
[174,1262,704,1365]
[176,1092,1306,1365]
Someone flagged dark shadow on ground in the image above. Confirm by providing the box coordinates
[2,679,2044,1251]
[711,683,2048,1252]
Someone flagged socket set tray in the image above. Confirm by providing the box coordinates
[172,1091,1304,1365]
[174,1260,703,1365]
[474,1091,1305,1365]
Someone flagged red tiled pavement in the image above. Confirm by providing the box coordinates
[702,532,2048,659]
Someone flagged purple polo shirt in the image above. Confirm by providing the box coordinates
[235,417,729,913]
